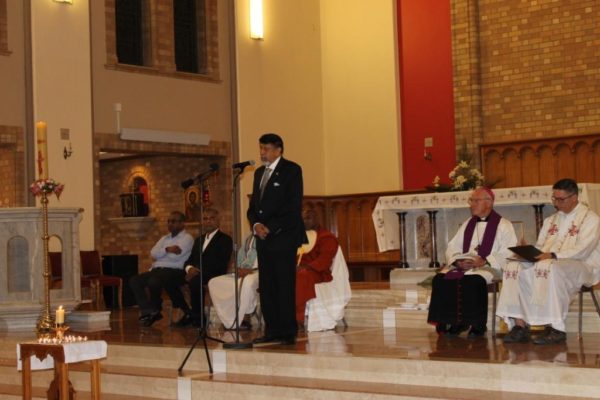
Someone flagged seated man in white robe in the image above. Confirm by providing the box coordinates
[208,234,258,330]
[497,178,600,344]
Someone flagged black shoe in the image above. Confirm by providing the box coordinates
[445,324,469,337]
[280,336,296,345]
[503,325,530,343]
[468,324,487,338]
[435,323,448,335]
[224,319,252,331]
[253,335,279,344]
[190,315,205,328]
[141,311,163,327]
[240,320,252,331]
[172,313,193,328]
[532,327,566,345]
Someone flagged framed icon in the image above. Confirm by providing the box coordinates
[184,186,202,224]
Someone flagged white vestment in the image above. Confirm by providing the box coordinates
[208,271,259,329]
[306,247,352,332]
[443,217,518,283]
[496,203,600,331]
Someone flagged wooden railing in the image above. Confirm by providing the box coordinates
[480,133,600,188]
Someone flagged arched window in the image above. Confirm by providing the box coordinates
[107,0,219,80]
[132,176,149,215]
[0,0,8,56]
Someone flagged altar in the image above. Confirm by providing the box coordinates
[0,207,83,331]
[372,184,600,269]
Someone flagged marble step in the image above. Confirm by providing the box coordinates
[3,334,600,399]
[187,372,582,400]
[0,364,182,399]
[210,348,600,399]
[346,286,600,333]
[0,347,204,400]
[0,382,165,400]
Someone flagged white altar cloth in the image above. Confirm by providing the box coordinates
[372,184,600,266]
[17,340,107,371]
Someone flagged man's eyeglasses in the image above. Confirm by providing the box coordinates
[468,198,491,204]
[551,193,576,203]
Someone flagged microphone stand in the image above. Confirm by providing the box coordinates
[178,178,224,375]
[223,168,253,349]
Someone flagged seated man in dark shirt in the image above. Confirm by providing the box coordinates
[174,208,233,327]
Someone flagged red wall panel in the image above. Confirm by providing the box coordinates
[397,0,456,189]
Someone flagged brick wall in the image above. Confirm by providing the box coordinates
[0,125,25,207]
[99,154,232,272]
[94,132,232,272]
[452,0,600,165]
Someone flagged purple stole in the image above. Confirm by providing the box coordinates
[444,210,502,280]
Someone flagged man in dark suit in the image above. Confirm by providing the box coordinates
[174,208,233,327]
[248,133,306,345]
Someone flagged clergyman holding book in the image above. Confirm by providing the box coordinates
[497,178,600,345]
[427,187,517,337]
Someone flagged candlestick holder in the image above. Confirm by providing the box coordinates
[36,191,54,337]
[30,178,64,338]
[53,323,70,341]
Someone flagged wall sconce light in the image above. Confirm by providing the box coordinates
[424,137,433,161]
[63,142,73,159]
[250,0,264,40]
[53,0,73,4]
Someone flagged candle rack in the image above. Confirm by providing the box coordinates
[53,324,70,341]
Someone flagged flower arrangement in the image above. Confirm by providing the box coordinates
[448,160,485,191]
[30,178,65,198]
[431,160,486,192]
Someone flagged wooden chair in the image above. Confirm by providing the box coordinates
[578,284,600,339]
[80,250,122,309]
[48,252,63,289]
[488,278,501,337]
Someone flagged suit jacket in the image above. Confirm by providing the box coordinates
[247,157,307,250]
[185,230,233,285]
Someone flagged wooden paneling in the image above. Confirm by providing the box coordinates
[481,133,600,188]
[521,147,539,187]
[594,142,600,182]
[303,192,413,282]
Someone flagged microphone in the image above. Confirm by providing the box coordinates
[232,160,255,171]
[181,163,220,189]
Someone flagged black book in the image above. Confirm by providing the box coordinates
[508,245,542,262]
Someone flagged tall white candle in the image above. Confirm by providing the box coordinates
[55,305,65,324]
[36,121,49,179]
